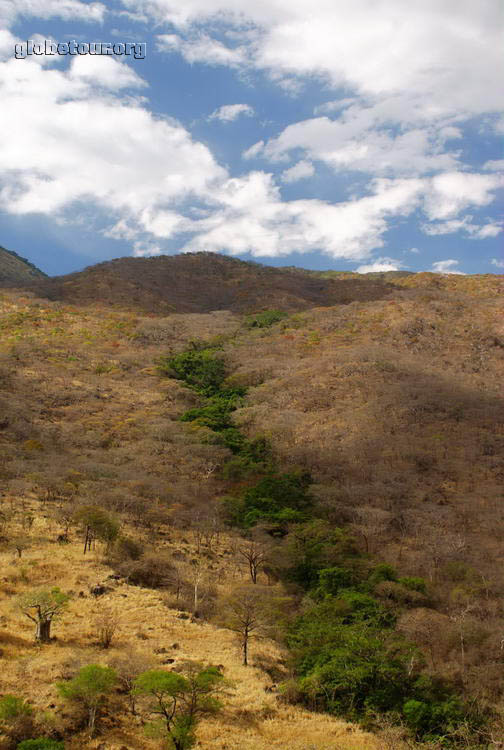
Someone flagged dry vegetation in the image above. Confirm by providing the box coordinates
[0,255,504,749]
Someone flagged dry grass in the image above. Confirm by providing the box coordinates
[0,515,383,750]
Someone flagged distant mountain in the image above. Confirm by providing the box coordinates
[0,245,47,286]
[31,252,394,313]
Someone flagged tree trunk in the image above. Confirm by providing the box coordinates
[243,634,248,666]
[88,704,97,736]
[36,619,51,643]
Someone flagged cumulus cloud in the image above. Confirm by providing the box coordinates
[209,103,254,122]
[242,140,266,160]
[484,159,504,172]
[0,45,427,263]
[178,174,424,259]
[0,0,501,265]
[356,257,403,273]
[137,0,503,118]
[68,55,147,90]
[431,259,465,274]
[157,34,247,67]
[255,112,462,177]
[422,217,502,239]
[281,160,315,183]
[491,258,504,269]
[423,172,504,220]
[0,55,226,219]
[0,0,105,26]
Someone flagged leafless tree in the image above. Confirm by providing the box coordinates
[239,541,267,584]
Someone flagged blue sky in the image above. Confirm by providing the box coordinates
[0,0,503,277]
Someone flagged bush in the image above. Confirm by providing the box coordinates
[245,310,288,329]
[114,536,143,561]
[0,695,34,746]
[315,567,356,597]
[0,696,33,721]
[159,349,227,396]
[367,564,398,589]
[118,552,177,589]
[398,576,427,594]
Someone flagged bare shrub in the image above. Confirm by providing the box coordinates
[94,605,120,649]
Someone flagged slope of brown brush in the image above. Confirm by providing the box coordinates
[27,252,394,313]
[1,265,504,747]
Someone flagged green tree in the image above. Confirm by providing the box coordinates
[133,663,225,750]
[57,664,117,736]
[74,505,119,553]
[18,588,69,643]
[159,349,227,396]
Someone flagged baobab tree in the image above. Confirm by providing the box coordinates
[18,587,69,643]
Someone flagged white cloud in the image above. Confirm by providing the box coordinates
[179,174,424,259]
[281,160,314,183]
[1,0,501,265]
[0,56,226,219]
[423,216,502,239]
[423,172,504,220]
[157,33,247,67]
[0,0,105,26]
[68,55,147,90]
[431,259,465,274]
[242,141,264,160]
[484,159,504,172]
[313,98,358,115]
[255,112,461,177]
[209,103,254,122]
[409,247,420,254]
[0,46,427,263]
[135,0,503,119]
[356,257,403,273]
[491,258,504,269]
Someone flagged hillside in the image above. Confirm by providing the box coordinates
[0,246,46,286]
[0,265,504,748]
[29,252,394,314]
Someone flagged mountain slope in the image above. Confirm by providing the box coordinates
[0,245,47,285]
[31,252,394,313]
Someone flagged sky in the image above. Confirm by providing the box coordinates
[0,0,503,276]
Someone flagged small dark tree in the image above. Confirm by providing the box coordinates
[239,541,267,584]
[133,662,226,750]
[18,588,69,643]
[57,664,117,736]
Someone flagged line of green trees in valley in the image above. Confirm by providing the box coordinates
[158,330,490,746]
